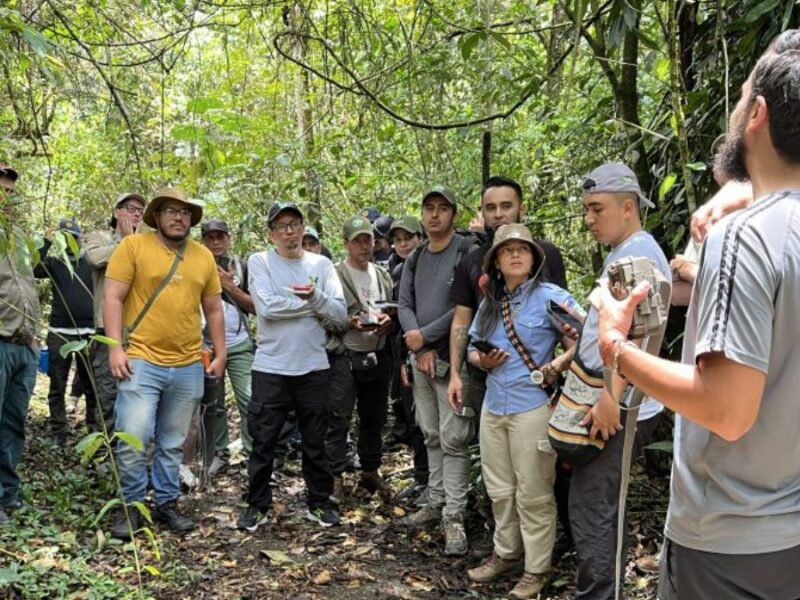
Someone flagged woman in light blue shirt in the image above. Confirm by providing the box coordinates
[466,223,578,599]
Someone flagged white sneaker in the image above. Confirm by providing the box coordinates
[179,464,199,489]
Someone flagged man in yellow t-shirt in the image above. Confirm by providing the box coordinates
[103,187,225,540]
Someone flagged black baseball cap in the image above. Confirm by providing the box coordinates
[268,201,303,226]
[0,163,19,182]
[202,218,229,236]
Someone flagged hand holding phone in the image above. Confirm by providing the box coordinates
[472,339,499,354]
[547,300,585,336]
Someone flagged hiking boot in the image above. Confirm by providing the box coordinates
[152,500,195,533]
[403,502,442,527]
[236,506,269,532]
[356,470,382,495]
[468,553,523,583]
[306,505,340,527]
[330,477,345,506]
[443,516,468,556]
[110,507,142,541]
[0,507,9,526]
[509,572,548,599]
[179,464,199,490]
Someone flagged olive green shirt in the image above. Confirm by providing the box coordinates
[84,229,119,329]
[0,227,41,340]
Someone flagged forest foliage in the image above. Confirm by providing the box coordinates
[1,0,797,288]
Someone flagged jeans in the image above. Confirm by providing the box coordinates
[203,338,255,456]
[326,350,390,476]
[247,369,332,511]
[115,359,203,506]
[46,331,97,435]
[0,341,38,505]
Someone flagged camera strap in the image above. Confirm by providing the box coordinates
[500,296,545,385]
[607,275,672,600]
[123,242,186,346]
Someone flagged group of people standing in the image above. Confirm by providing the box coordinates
[1,29,800,600]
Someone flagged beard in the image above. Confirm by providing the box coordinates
[161,228,189,242]
[713,121,750,183]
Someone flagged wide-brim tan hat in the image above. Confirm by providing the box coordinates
[483,223,545,274]
[143,187,204,228]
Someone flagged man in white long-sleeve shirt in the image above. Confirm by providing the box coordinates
[238,202,347,531]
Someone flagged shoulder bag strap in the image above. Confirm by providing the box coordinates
[124,242,186,343]
[500,296,543,379]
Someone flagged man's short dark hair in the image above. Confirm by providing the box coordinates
[481,175,523,204]
[750,30,800,165]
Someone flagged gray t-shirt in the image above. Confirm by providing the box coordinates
[398,236,462,360]
[248,249,347,376]
[665,190,800,554]
[577,230,671,420]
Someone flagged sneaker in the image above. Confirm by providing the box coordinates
[509,572,548,600]
[179,464,199,490]
[402,502,442,527]
[1,497,23,512]
[356,471,382,495]
[236,506,269,532]
[414,486,430,507]
[467,553,524,583]
[110,507,142,541]
[208,454,229,478]
[330,477,345,506]
[306,505,340,527]
[0,507,9,526]
[152,500,195,532]
[443,516,468,556]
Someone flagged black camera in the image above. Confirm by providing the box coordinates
[215,255,231,270]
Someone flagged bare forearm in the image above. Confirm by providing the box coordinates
[206,310,227,361]
[103,297,124,343]
[616,348,764,441]
[449,306,473,375]
[225,286,255,314]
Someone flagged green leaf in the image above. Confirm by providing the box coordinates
[92,334,119,348]
[659,172,677,201]
[114,431,144,452]
[140,525,160,559]
[91,498,121,527]
[143,564,161,576]
[745,0,781,23]
[59,339,88,359]
[488,31,510,49]
[187,96,225,113]
[76,431,104,461]
[132,501,152,525]
[460,32,481,61]
[686,161,706,171]
[645,440,673,453]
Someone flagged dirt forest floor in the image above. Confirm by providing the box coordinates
[0,379,671,600]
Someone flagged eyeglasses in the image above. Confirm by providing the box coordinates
[159,207,193,219]
[120,203,144,215]
[272,220,303,233]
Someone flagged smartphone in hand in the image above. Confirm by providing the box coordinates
[547,300,585,334]
[472,339,500,354]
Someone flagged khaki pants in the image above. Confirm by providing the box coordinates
[480,404,557,573]
[412,365,474,518]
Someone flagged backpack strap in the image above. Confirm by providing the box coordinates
[123,242,185,345]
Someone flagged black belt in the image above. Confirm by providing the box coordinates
[0,333,34,346]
